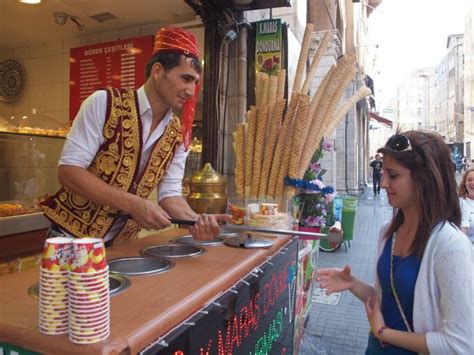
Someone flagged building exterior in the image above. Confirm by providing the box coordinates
[463,8,474,159]
[389,34,466,150]
[396,67,434,131]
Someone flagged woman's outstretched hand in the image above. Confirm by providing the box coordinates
[316,265,353,294]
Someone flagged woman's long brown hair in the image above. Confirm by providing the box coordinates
[377,130,461,258]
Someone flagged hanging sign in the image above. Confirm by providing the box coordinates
[69,36,154,121]
[255,19,283,75]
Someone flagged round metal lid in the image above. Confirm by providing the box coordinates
[174,234,224,246]
[140,244,205,258]
[224,234,275,248]
[27,273,131,299]
[109,273,131,296]
[219,232,240,238]
[108,256,174,276]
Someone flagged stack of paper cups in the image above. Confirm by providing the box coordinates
[39,237,73,335]
[68,238,110,344]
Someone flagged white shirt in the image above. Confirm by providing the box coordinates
[59,86,188,240]
[459,197,474,243]
[375,222,474,354]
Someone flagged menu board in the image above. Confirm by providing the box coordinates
[140,239,298,355]
[69,36,154,121]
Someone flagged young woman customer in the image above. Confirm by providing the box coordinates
[459,168,474,244]
[317,131,473,354]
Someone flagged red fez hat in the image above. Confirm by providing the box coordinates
[153,27,201,150]
[153,26,200,60]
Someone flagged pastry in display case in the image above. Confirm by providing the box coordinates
[0,114,69,138]
[0,114,69,269]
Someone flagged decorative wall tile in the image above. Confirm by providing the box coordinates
[46,40,63,56]
[29,85,46,112]
[45,55,63,83]
[24,57,46,85]
[30,44,46,59]
[45,83,62,111]
[14,47,30,60]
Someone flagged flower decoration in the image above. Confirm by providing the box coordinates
[286,139,336,227]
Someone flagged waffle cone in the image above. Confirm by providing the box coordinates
[255,72,262,107]
[293,23,314,93]
[259,98,286,197]
[260,73,270,106]
[251,105,269,197]
[233,123,246,197]
[297,61,345,177]
[245,107,258,195]
[275,93,305,197]
[276,69,286,100]
[288,94,310,179]
[268,92,299,197]
[267,75,279,108]
[324,86,372,137]
[301,31,331,95]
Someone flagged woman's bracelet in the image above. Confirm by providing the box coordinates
[377,326,388,347]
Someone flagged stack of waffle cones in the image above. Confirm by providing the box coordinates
[232,24,372,200]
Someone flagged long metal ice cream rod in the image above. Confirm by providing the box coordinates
[108,213,331,239]
[220,224,328,238]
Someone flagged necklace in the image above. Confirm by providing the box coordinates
[390,233,413,332]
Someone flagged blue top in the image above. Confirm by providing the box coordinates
[366,234,421,355]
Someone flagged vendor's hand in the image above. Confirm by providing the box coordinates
[189,214,232,240]
[128,198,172,230]
[364,295,386,338]
[316,265,353,294]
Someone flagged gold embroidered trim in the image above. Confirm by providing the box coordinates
[44,88,183,241]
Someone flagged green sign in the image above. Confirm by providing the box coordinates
[255,19,282,75]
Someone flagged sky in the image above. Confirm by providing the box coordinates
[366,0,473,110]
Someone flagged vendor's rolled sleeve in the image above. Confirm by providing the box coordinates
[158,144,189,200]
[59,90,107,168]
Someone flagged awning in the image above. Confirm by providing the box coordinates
[369,112,392,128]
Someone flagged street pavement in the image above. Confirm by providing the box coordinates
[299,187,393,355]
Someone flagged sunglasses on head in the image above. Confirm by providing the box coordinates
[384,134,413,152]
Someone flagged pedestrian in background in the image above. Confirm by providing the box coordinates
[317,130,473,354]
[459,167,474,244]
[370,153,383,196]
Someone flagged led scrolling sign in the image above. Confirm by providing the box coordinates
[141,239,298,355]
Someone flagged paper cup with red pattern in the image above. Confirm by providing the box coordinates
[41,237,74,272]
[70,238,107,273]
[69,329,110,344]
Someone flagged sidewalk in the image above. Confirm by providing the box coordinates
[299,187,393,354]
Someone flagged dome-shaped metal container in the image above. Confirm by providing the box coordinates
[186,163,227,214]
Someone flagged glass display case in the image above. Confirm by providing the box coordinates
[0,114,69,237]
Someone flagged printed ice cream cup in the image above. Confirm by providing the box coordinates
[41,237,74,271]
[69,310,108,323]
[69,330,109,344]
[69,301,110,313]
[40,327,69,335]
[68,289,109,302]
[70,238,107,273]
[228,202,246,225]
[260,203,279,216]
[70,327,110,339]
[70,318,109,332]
[69,307,109,320]
[68,282,108,294]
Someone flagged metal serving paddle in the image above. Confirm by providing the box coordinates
[108,213,338,240]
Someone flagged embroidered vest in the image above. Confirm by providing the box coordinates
[43,88,183,243]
